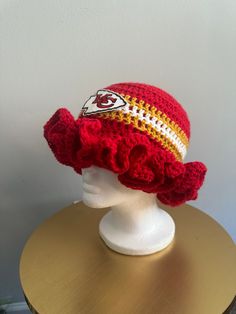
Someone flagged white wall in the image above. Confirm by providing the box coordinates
[0,0,235,302]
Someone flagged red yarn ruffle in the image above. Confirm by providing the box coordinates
[44,108,207,206]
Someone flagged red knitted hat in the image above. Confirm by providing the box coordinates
[44,82,207,206]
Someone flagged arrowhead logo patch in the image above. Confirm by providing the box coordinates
[81,89,127,115]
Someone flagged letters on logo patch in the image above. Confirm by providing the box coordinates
[81,89,127,115]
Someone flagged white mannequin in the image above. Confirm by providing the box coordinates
[82,165,175,255]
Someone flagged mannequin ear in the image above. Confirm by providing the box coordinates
[156,161,207,206]
[44,108,78,166]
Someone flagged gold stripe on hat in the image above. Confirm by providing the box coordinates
[122,94,189,147]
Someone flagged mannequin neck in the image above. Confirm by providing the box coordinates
[110,192,162,235]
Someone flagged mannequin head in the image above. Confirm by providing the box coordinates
[82,165,151,208]
[82,165,175,255]
[44,82,206,254]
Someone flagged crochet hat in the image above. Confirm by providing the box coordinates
[44,82,207,206]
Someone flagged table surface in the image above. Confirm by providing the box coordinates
[19,202,236,314]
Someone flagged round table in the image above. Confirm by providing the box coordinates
[19,202,236,314]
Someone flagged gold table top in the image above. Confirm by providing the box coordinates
[19,202,236,314]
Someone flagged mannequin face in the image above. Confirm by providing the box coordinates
[81,165,144,208]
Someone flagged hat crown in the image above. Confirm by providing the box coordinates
[105,82,190,140]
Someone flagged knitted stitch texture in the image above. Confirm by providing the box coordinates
[44,82,207,206]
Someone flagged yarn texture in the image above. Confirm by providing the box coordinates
[44,82,207,206]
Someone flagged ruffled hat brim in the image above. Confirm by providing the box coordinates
[44,108,207,207]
